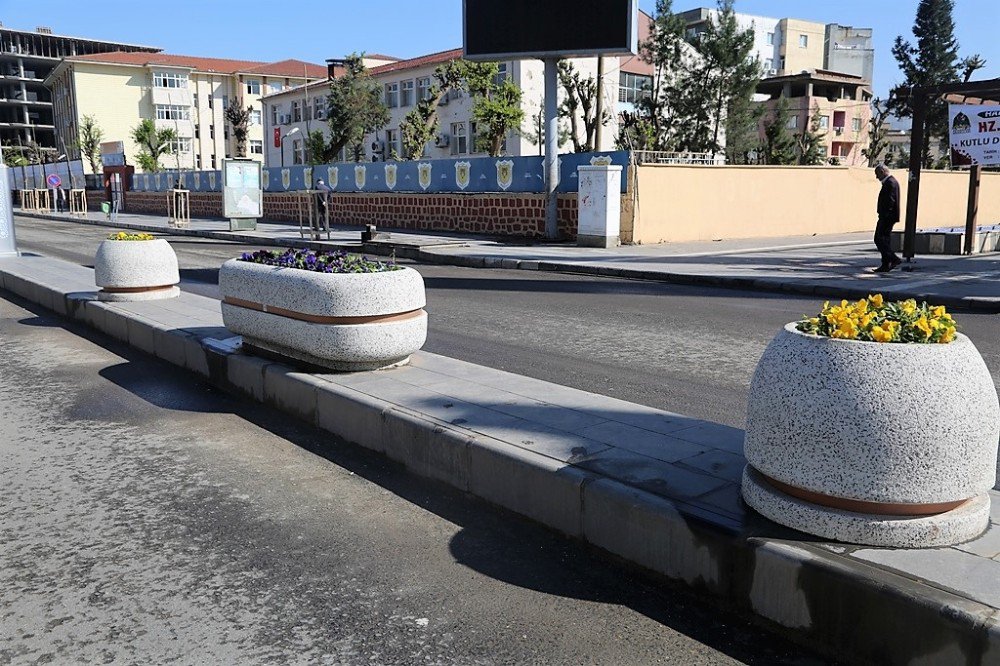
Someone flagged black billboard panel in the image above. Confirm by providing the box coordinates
[463,0,638,60]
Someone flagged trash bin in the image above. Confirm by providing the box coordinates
[101,201,111,216]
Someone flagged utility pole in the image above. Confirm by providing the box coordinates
[544,58,559,239]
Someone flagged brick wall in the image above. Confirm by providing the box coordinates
[123,190,595,239]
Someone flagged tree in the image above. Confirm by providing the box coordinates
[305,129,333,165]
[686,0,761,160]
[131,118,176,172]
[557,61,609,153]
[795,105,827,165]
[889,0,985,167]
[326,53,389,162]
[463,61,524,156]
[862,97,892,167]
[399,60,465,159]
[633,0,689,151]
[75,115,104,174]
[523,107,572,155]
[759,98,797,165]
[225,104,252,158]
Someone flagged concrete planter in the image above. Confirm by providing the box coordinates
[743,323,1000,547]
[219,259,427,371]
[94,238,180,301]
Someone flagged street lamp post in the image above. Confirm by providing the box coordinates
[280,126,300,168]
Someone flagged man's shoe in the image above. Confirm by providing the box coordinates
[889,257,902,269]
[872,265,891,273]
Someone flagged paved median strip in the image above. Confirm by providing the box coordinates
[3,253,1000,664]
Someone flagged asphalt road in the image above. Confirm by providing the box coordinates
[0,293,826,664]
[14,215,1000,429]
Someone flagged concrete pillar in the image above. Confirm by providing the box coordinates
[577,165,622,248]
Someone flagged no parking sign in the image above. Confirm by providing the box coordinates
[46,173,61,188]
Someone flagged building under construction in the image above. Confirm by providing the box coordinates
[0,24,158,154]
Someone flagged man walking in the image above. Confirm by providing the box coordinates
[873,164,901,273]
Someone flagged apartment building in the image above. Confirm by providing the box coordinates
[0,24,158,152]
[263,49,619,167]
[756,70,873,165]
[677,7,874,81]
[45,51,326,172]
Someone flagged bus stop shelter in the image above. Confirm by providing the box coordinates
[902,78,1000,258]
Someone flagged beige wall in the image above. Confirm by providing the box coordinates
[73,63,152,172]
[778,18,826,75]
[633,165,1000,244]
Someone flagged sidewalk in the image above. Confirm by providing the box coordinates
[18,209,1000,312]
[3,252,1000,664]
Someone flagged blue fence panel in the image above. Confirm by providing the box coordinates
[128,151,630,195]
[9,160,86,190]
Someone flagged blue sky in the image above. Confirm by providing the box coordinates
[1,0,996,99]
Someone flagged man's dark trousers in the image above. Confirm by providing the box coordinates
[874,218,897,267]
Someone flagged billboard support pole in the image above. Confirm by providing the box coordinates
[0,143,20,257]
[964,164,982,255]
[544,57,559,240]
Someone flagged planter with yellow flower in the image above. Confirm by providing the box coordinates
[95,232,180,301]
[742,294,999,547]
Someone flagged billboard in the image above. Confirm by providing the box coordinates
[949,104,1000,167]
[222,159,262,218]
[463,0,638,60]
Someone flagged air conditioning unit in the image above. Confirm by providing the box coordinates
[768,68,778,75]
[280,114,291,125]
[834,127,844,135]
[434,133,450,147]
[371,140,385,153]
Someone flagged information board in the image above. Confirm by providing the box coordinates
[949,104,1000,167]
[463,0,637,60]
[222,159,263,218]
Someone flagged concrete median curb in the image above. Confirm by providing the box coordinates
[19,211,1000,313]
[4,256,1000,664]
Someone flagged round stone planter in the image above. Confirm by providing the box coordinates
[94,238,180,301]
[742,323,1000,548]
[219,259,427,371]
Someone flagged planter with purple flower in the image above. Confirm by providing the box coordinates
[219,249,427,371]
[95,232,180,301]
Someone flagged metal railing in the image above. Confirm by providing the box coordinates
[632,150,725,165]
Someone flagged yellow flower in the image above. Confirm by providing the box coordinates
[914,316,932,338]
[871,326,893,343]
[868,294,884,308]
[932,305,947,318]
[833,319,858,339]
[902,300,917,316]
[940,327,956,343]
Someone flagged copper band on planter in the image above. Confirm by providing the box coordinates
[101,284,177,294]
[757,469,969,517]
[223,296,424,325]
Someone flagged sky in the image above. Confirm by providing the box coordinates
[1,0,997,100]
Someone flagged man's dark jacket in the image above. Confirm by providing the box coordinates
[878,175,900,223]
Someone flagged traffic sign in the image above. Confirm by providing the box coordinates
[46,173,61,188]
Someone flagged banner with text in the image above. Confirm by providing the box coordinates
[950,104,1000,167]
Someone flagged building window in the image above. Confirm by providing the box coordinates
[269,81,283,94]
[246,79,261,95]
[416,76,432,101]
[155,104,190,120]
[224,125,229,140]
[764,59,773,71]
[292,138,304,164]
[167,137,192,153]
[779,57,786,70]
[250,139,263,155]
[271,105,279,126]
[211,154,217,169]
[194,126,200,139]
[222,94,229,110]
[385,82,399,108]
[799,34,808,48]
[193,93,199,107]
[384,128,400,158]
[450,122,467,155]
[493,63,509,87]
[210,125,215,139]
[304,101,313,121]
[786,114,799,129]
[153,71,188,88]
[292,100,301,122]
[767,32,775,46]
[400,80,414,107]
[818,115,829,130]
[314,97,326,120]
[852,117,863,132]
[250,109,262,125]
[196,155,202,169]
[618,72,652,103]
